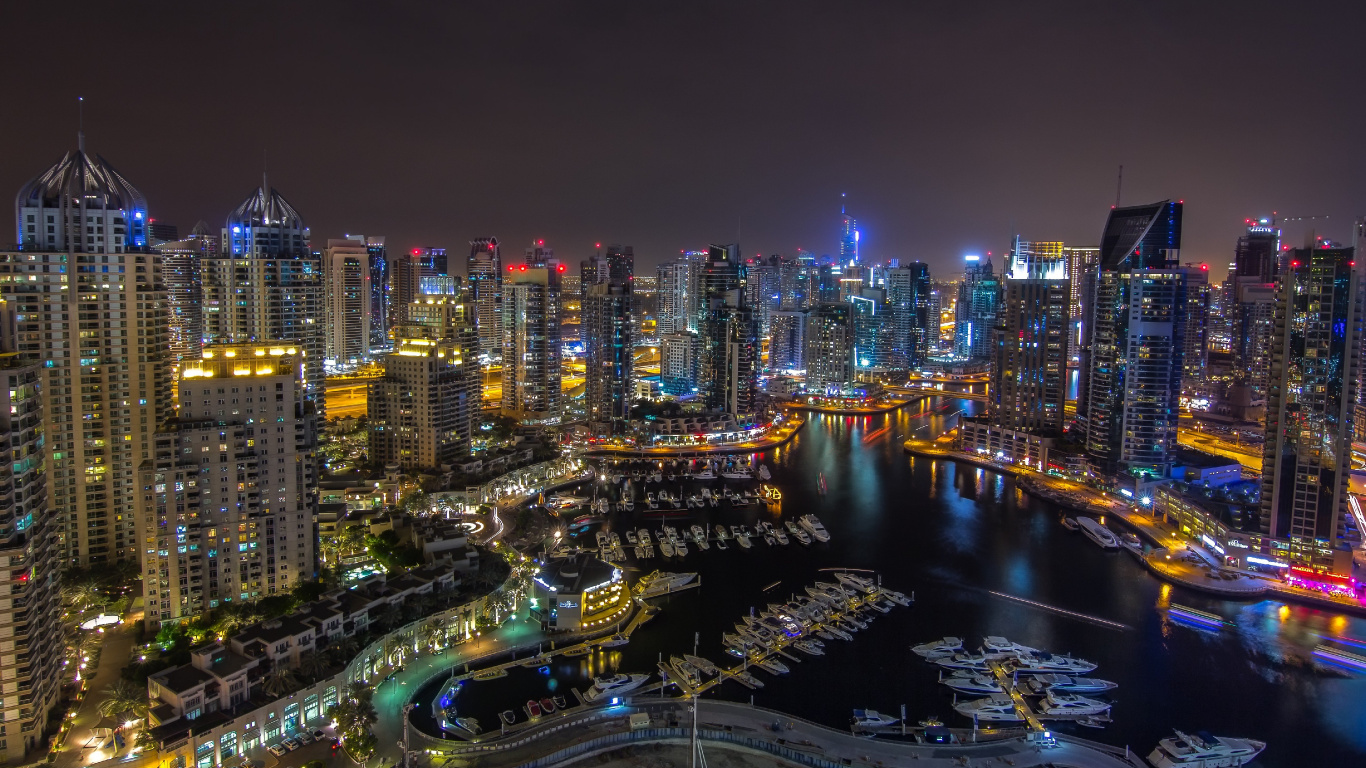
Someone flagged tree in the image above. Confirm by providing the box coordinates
[377,603,402,631]
[298,652,329,683]
[327,636,360,666]
[97,679,148,722]
[62,577,105,615]
[261,667,299,699]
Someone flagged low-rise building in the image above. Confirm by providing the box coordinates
[530,554,629,633]
[958,417,1059,472]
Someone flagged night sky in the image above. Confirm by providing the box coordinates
[7,1,1363,280]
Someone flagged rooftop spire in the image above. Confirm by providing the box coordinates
[77,96,85,153]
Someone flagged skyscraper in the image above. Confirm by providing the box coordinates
[768,309,807,372]
[208,179,324,404]
[323,238,371,363]
[390,248,444,331]
[7,142,172,565]
[660,331,699,395]
[1258,246,1362,575]
[1235,220,1281,282]
[501,266,562,420]
[141,344,318,623]
[584,281,634,434]
[356,235,389,350]
[0,302,62,759]
[838,196,859,265]
[1181,265,1211,402]
[467,237,502,360]
[805,302,855,391]
[157,222,214,373]
[885,263,932,369]
[656,260,694,335]
[696,244,758,419]
[370,298,478,469]
[990,239,1071,433]
[1082,200,1189,481]
[604,244,634,283]
[954,255,1001,359]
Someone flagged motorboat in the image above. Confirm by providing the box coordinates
[598,633,630,648]
[583,673,649,703]
[1147,730,1266,768]
[755,657,789,675]
[935,651,990,671]
[1011,651,1098,674]
[553,695,568,710]
[816,580,856,596]
[499,710,516,726]
[731,670,764,688]
[1061,517,1080,531]
[773,527,789,545]
[941,673,1004,695]
[800,514,832,542]
[714,524,730,540]
[1076,516,1120,549]
[633,571,698,597]
[824,625,853,641]
[794,639,825,655]
[851,709,899,729]
[721,469,753,480]
[758,464,772,481]
[953,694,1023,722]
[691,524,708,542]
[982,636,1038,655]
[659,540,674,557]
[733,527,752,549]
[540,697,557,714]
[834,572,876,594]
[692,468,717,480]
[674,541,689,556]
[637,529,652,546]
[1039,691,1111,716]
[1024,675,1118,695]
[626,530,638,545]
[684,655,719,675]
[646,494,659,510]
[524,699,542,719]
[868,599,892,614]
[879,589,912,606]
[669,656,702,688]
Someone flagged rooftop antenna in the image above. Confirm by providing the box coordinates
[841,192,846,215]
[1115,165,1123,207]
[262,149,269,195]
[77,96,85,152]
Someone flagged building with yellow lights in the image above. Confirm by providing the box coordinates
[369,299,479,471]
[139,344,318,626]
[530,554,629,632]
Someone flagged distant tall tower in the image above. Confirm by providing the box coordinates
[990,238,1071,433]
[885,263,932,369]
[805,302,855,391]
[8,140,172,566]
[157,222,214,372]
[604,244,634,283]
[839,194,859,265]
[697,244,757,419]
[501,266,562,420]
[584,281,635,434]
[1259,245,1362,574]
[354,235,388,350]
[656,260,694,335]
[1234,219,1281,282]
[467,237,502,360]
[209,179,324,403]
[323,238,371,362]
[953,255,1001,359]
[1083,200,1189,481]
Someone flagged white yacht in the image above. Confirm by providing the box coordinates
[669,656,702,688]
[982,636,1037,655]
[851,709,899,729]
[721,469,753,480]
[683,655,719,676]
[1076,516,1120,549]
[1011,651,1098,674]
[583,673,650,703]
[733,527,752,549]
[691,524,708,542]
[795,639,825,655]
[674,541,689,557]
[833,571,876,593]
[1147,730,1266,768]
[1039,691,1111,716]
[758,464,772,480]
[692,468,717,480]
[912,636,963,658]
[879,589,912,606]
[1025,675,1118,695]
[935,651,990,671]
[714,524,730,540]
[773,527,789,545]
[638,529,653,546]
[941,673,1004,695]
[633,570,697,597]
[953,695,1024,722]
[756,657,789,675]
[800,514,832,542]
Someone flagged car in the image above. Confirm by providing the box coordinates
[296,732,314,745]
[267,744,287,758]
[311,729,326,741]
[282,737,301,751]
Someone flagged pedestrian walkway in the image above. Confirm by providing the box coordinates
[53,622,137,768]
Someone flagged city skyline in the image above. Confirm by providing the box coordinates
[6,3,1364,280]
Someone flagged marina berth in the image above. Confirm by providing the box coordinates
[1147,730,1266,768]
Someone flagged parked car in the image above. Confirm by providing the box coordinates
[267,744,287,758]
[282,737,302,751]
[311,729,326,741]
[296,732,314,745]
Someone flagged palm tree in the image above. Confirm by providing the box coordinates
[339,524,366,556]
[377,603,402,630]
[97,679,148,722]
[345,681,374,706]
[298,652,328,683]
[260,667,298,699]
[327,636,360,666]
[62,578,105,614]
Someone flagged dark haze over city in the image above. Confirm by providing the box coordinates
[5,0,1364,277]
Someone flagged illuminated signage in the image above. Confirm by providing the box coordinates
[557,600,578,609]
[1247,556,1289,568]
[1200,534,1225,555]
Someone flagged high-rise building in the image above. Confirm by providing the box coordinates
[7,142,172,566]
[0,302,62,759]
[1258,246,1362,575]
[525,242,554,267]
[660,331,699,395]
[323,238,371,363]
[768,309,807,372]
[953,255,1001,359]
[656,260,694,335]
[141,343,318,625]
[1235,220,1281,282]
[838,198,859,266]
[604,244,634,283]
[583,282,634,434]
[147,221,179,246]
[1063,245,1100,357]
[580,255,608,297]
[696,245,758,419]
[208,179,324,405]
[850,291,886,374]
[390,248,444,332]
[1229,280,1277,404]
[467,237,502,360]
[501,266,562,420]
[157,222,215,373]
[352,235,388,350]
[1181,265,1211,401]
[989,246,1071,434]
[369,298,478,470]
[804,302,855,391]
[885,263,932,369]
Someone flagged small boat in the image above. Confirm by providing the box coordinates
[794,639,825,655]
[799,514,831,542]
[553,695,568,710]
[626,530,638,545]
[755,657,789,675]
[692,468,716,480]
[1147,730,1267,768]
[816,630,835,641]
[684,655,719,675]
[1011,651,1098,674]
[758,464,772,481]
[941,673,1004,695]
[715,538,727,550]
[669,656,703,688]
[773,527,789,545]
[825,625,853,641]
[674,542,689,556]
[851,709,898,729]
[1039,691,1111,716]
[562,645,592,657]
[734,528,752,549]
[879,589,912,606]
[935,651,990,671]
[450,716,481,735]
[1025,675,1118,695]
[763,534,776,546]
[982,636,1038,656]
[691,524,708,542]
[714,524,730,540]
[1076,516,1120,549]
[499,710,516,726]
[598,633,630,648]
[540,697,556,714]
[524,699,542,719]
[583,673,650,703]
[953,694,1023,722]
[868,600,892,614]
[659,540,674,557]
[638,529,653,546]
[1168,604,1234,629]
[1061,517,1080,531]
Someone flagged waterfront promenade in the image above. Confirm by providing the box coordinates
[584,415,806,458]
